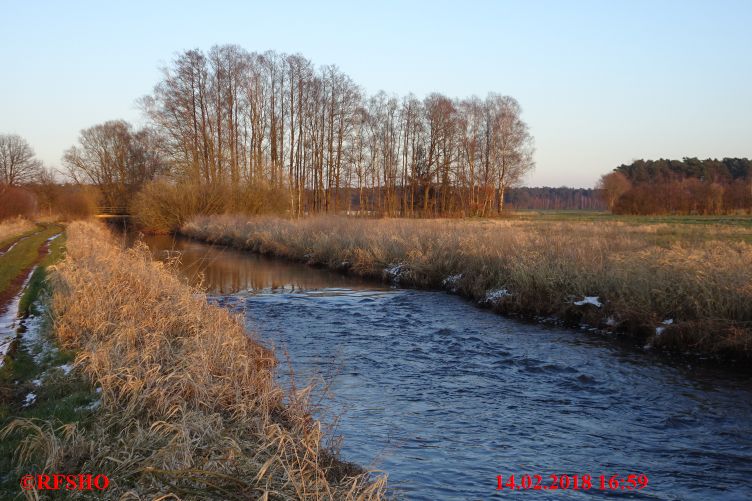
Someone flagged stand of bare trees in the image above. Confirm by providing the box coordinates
[141,45,535,217]
[0,134,42,187]
[63,120,165,210]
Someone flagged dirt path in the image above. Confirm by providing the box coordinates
[0,229,61,316]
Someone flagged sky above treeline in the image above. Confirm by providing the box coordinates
[1,0,750,188]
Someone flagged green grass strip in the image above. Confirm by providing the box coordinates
[0,224,63,299]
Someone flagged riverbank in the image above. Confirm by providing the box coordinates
[2,221,385,499]
[182,215,752,365]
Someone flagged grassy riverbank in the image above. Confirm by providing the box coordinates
[2,221,384,499]
[182,214,752,364]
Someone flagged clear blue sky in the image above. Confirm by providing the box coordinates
[1,0,750,187]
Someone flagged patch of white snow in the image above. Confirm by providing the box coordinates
[482,288,512,304]
[23,392,36,407]
[573,296,603,308]
[442,274,463,292]
[384,263,407,284]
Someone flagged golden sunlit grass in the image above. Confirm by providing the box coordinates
[4,221,385,499]
[184,215,752,361]
[0,217,37,248]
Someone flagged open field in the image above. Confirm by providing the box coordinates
[511,211,752,244]
[2,221,385,499]
[512,209,752,228]
[183,214,752,363]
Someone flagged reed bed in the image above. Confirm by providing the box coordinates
[0,217,36,247]
[7,221,385,499]
[183,215,752,362]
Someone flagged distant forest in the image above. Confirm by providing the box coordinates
[340,186,604,213]
[600,158,752,215]
[505,187,603,210]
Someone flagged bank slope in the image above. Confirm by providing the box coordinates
[182,215,752,365]
[3,221,385,500]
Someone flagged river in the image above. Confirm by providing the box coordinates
[131,232,752,500]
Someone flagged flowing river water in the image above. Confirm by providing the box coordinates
[129,232,752,500]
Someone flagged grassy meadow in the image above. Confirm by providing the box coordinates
[513,210,752,233]
[182,213,752,363]
[1,221,385,500]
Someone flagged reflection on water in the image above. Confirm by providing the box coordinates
[128,232,385,294]
[132,230,752,501]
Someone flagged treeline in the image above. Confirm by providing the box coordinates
[133,45,534,224]
[0,134,99,220]
[616,157,751,183]
[599,158,752,215]
[323,186,603,214]
[5,45,536,228]
[505,187,604,210]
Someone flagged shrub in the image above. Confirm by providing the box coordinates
[133,179,289,233]
[0,184,37,220]
[54,185,99,220]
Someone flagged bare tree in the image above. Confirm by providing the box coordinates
[0,134,42,186]
[485,95,534,214]
[140,46,536,217]
[64,121,165,209]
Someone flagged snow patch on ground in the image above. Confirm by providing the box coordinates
[19,310,59,365]
[23,393,36,407]
[481,288,512,304]
[442,274,463,292]
[655,319,674,336]
[57,363,73,375]
[384,263,407,284]
[573,296,603,308]
[605,316,618,327]
[75,398,102,413]
[0,266,39,364]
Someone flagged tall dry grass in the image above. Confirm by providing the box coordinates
[6,221,385,499]
[0,216,36,245]
[183,215,752,361]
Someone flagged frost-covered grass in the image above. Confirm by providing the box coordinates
[182,214,752,363]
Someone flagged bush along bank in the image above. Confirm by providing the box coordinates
[181,214,752,367]
[2,221,386,500]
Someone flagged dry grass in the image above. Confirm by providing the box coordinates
[0,217,37,247]
[183,215,752,362]
[5,221,385,499]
